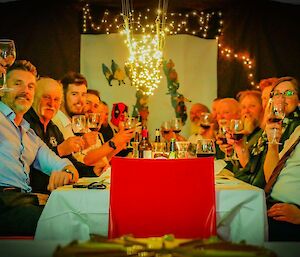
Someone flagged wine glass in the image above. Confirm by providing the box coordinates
[124,116,137,149]
[199,112,212,129]
[175,141,190,158]
[267,96,285,145]
[124,116,137,130]
[230,119,244,160]
[71,115,86,154]
[196,139,216,158]
[161,120,171,136]
[0,39,16,91]
[171,118,182,134]
[217,119,232,161]
[87,113,101,132]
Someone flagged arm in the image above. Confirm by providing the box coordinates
[57,136,85,156]
[84,128,135,166]
[263,122,281,182]
[47,164,79,191]
[268,203,300,224]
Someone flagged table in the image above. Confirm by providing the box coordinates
[35,174,267,245]
[2,240,299,257]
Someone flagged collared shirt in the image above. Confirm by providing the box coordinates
[271,126,300,205]
[0,102,72,192]
[52,110,74,140]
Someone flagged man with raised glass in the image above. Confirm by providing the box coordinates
[0,60,79,236]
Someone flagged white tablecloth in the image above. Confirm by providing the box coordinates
[35,175,267,245]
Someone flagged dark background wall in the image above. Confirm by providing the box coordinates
[1,0,300,98]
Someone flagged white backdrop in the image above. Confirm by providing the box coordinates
[81,34,217,139]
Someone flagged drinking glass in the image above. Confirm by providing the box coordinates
[152,142,167,158]
[124,116,137,130]
[217,119,232,161]
[230,119,244,160]
[161,120,171,136]
[199,112,212,129]
[171,118,182,134]
[71,115,86,154]
[267,96,285,145]
[175,141,190,158]
[196,139,216,158]
[124,116,137,149]
[0,39,16,91]
[87,113,101,132]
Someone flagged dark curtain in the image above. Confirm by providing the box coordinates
[0,0,81,80]
[218,0,300,97]
[1,0,300,96]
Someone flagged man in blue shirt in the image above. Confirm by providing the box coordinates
[0,60,79,236]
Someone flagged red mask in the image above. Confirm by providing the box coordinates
[111,102,128,127]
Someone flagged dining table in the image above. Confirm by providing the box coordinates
[35,168,268,245]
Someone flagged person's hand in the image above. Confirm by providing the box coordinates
[93,158,110,176]
[83,131,98,148]
[265,121,282,144]
[57,136,85,156]
[47,169,78,191]
[113,127,135,149]
[242,114,256,135]
[268,203,300,224]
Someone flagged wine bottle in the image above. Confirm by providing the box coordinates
[168,138,177,159]
[154,128,161,143]
[138,127,152,158]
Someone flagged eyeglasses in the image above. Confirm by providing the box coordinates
[272,89,296,97]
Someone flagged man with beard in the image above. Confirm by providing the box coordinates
[53,72,134,168]
[24,77,104,194]
[0,60,78,236]
[52,71,96,144]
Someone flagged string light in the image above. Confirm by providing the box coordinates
[218,42,256,86]
[120,0,168,96]
[82,4,255,87]
[82,4,223,39]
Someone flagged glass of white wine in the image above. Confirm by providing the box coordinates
[71,115,86,154]
[0,39,16,92]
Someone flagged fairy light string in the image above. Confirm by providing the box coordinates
[82,3,255,88]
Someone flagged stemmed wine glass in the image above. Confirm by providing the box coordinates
[161,121,171,135]
[230,119,244,160]
[267,96,285,145]
[0,39,16,91]
[87,113,101,132]
[217,119,232,161]
[171,118,182,134]
[199,112,212,129]
[71,115,86,154]
[124,116,137,149]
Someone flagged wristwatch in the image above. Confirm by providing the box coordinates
[63,168,74,180]
[108,140,117,150]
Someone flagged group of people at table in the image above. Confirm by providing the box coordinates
[0,58,299,242]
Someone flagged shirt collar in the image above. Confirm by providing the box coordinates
[56,110,71,128]
[0,101,30,131]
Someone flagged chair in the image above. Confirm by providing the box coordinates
[108,157,216,239]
